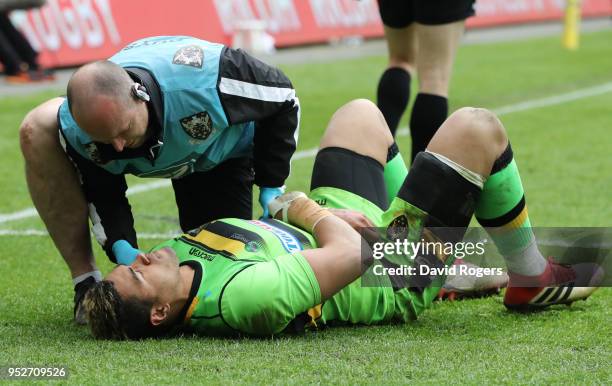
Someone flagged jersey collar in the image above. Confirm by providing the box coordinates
[176,260,203,324]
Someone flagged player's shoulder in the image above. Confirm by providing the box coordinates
[21,97,64,131]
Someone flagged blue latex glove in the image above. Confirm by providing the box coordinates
[112,239,142,265]
[258,186,285,218]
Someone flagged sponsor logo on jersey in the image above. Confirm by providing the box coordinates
[229,232,250,244]
[249,220,302,252]
[172,45,204,68]
[386,214,409,241]
[245,241,260,253]
[188,247,215,261]
[180,111,214,140]
[314,198,327,206]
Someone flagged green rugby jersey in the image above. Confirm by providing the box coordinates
[151,218,317,335]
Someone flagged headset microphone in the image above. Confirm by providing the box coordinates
[131,83,150,102]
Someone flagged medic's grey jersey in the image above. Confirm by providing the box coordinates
[57,36,300,261]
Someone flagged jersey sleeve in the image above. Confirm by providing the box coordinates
[217,47,299,187]
[59,130,138,262]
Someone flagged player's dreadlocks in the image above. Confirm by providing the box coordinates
[83,281,155,340]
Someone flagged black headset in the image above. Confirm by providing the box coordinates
[131,83,150,102]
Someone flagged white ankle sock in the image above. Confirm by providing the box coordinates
[504,240,547,276]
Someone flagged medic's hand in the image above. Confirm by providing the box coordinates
[112,239,142,265]
[258,186,285,218]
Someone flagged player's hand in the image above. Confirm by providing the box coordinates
[259,186,285,218]
[328,208,378,242]
[112,239,142,265]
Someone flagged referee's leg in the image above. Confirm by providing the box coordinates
[410,11,468,160]
[376,0,416,136]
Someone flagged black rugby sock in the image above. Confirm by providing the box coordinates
[377,67,411,136]
[395,152,481,231]
[409,93,448,162]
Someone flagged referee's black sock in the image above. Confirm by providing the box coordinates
[409,93,448,162]
[377,67,411,136]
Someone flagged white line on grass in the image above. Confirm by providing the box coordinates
[0,180,173,223]
[493,82,612,116]
[0,147,320,226]
[2,81,612,230]
[0,228,179,239]
[0,208,38,223]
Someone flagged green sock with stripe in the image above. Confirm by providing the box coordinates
[475,144,547,276]
[383,142,408,204]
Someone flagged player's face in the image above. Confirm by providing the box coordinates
[105,247,181,304]
[73,95,149,152]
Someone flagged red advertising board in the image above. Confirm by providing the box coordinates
[469,0,612,27]
[7,0,612,69]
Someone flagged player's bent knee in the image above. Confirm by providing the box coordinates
[325,99,393,143]
[320,100,392,165]
[467,107,507,150]
[340,98,379,117]
[447,107,507,149]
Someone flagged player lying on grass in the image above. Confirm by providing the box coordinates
[84,99,601,339]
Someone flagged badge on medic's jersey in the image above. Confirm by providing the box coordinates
[180,111,214,140]
[172,45,204,68]
[84,142,105,164]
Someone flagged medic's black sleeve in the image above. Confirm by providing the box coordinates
[60,132,137,263]
[217,47,299,187]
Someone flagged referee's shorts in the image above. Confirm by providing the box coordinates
[378,0,476,28]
